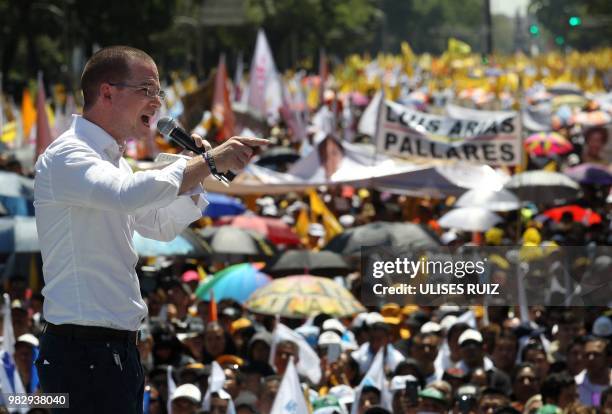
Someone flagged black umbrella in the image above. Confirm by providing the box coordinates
[198,226,276,259]
[504,171,580,204]
[323,221,440,257]
[266,249,350,277]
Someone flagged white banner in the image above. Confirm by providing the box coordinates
[376,101,522,166]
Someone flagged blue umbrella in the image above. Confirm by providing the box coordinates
[132,228,211,258]
[203,193,246,218]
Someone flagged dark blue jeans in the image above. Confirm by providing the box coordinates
[35,331,144,414]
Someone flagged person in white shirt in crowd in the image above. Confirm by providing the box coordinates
[351,313,405,375]
[33,45,267,414]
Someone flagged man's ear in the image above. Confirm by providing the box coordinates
[99,83,113,105]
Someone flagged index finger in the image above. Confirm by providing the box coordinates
[232,136,270,147]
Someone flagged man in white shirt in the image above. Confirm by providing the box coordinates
[33,45,267,413]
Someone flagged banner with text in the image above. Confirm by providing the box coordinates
[375,101,522,166]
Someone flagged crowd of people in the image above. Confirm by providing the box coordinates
[0,43,611,414]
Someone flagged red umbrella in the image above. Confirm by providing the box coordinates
[217,215,301,246]
[543,205,602,226]
[524,132,573,157]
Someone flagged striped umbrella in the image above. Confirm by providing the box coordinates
[524,132,573,157]
[245,275,365,318]
[195,262,271,303]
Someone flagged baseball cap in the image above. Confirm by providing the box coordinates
[308,223,326,237]
[390,374,418,392]
[458,329,483,346]
[322,319,346,335]
[318,331,342,346]
[419,388,447,405]
[16,334,39,348]
[421,321,442,335]
[592,316,612,337]
[170,383,201,404]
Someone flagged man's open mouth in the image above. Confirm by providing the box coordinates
[141,114,151,127]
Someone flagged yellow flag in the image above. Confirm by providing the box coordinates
[1,120,17,143]
[295,208,310,239]
[448,38,472,55]
[21,88,36,138]
[308,189,343,241]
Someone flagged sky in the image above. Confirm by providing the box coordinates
[490,0,529,16]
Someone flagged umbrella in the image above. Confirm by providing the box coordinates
[266,250,350,277]
[133,228,211,258]
[504,171,580,203]
[0,216,39,253]
[245,275,365,318]
[0,171,35,200]
[195,262,271,303]
[216,215,301,246]
[551,94,587,110]
[570,111,611,126]
[455,188,520,211]
[198,226,275,257]
[564,163,612,185]
[524,132,573,157]
[548,83,583,96]
[438,207,503,232]
[204,193,246,219]
[255,147,300,166]
[543,205,602,226]
[323,222,440,257]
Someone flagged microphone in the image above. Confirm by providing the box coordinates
[157,117,236,183]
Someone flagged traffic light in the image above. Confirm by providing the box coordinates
[568,16,582,26]
[529,24,540,36]
[555,36,565,45]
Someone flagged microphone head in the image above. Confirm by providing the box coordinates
[157,116,176,136]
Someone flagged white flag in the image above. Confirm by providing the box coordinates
[167,365,176,414]
[350,349,391,414]
[270,357,309,414]
[270,323,321,384]
[202,361,236,414]
[357,91,382,136]
[0,293,28,413]
[247,29,282,123]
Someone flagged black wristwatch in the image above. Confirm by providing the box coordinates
[203,151,218,175]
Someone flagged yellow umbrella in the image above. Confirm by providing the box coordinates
[245,275,365,318]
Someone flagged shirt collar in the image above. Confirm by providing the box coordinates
[72,115,125,161]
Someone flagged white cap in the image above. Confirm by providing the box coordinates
[323,319,346,334]
[440,315,458,332]
[441,230,458,245]
[390,374,418,392]
[458,329,483,346]
[318,331,342,346]
[351,313,369,328]
[366,312,385,326]
[262,205,278,217]
[593,316,612,337]
[171,383,201,404]
[256,196,275,206]
[329,384,355,404]
[339,215,355,227]
[16,333,39,348]
[420,321,442,335]
[308,223,326,237]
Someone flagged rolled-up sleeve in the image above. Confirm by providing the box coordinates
[133,190,208,241]
[49,142,187,213]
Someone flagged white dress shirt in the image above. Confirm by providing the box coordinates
[34,115,207,331]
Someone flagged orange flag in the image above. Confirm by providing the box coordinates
[21,88,36,140]
[208,288,218,322]
[212,54,235,142]
[35,72,53,160]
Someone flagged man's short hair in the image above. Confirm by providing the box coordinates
[81,45,154,110]
[540,372,575,404]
